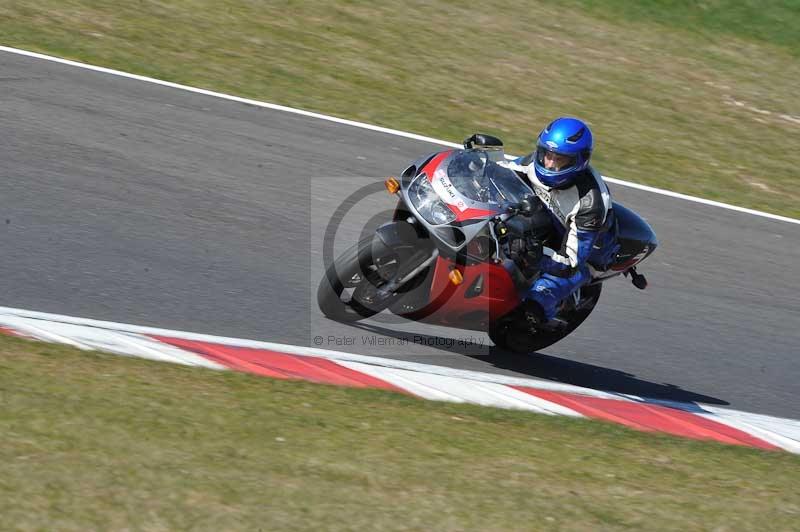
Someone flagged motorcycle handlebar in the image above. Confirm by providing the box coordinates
[506,197,535,217]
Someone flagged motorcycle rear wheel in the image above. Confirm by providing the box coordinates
[489,283,603,353]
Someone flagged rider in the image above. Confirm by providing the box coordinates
[472,117,617,325]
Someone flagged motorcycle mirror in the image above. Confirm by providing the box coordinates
[463,133,504,150]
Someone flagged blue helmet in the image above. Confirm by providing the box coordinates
[533,117,594,189]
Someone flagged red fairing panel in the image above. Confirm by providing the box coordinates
[453,207,498,222]
[417,257,520,328]
[421,151,452,182]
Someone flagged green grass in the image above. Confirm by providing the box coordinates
[0,1,799,218]
[554,0,800,52]
[1,334,799,531]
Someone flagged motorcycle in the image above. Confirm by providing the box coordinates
[317,138,657,353]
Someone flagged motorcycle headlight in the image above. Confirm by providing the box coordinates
[408,174,457,226]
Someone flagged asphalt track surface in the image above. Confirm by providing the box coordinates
[2,51,799,418]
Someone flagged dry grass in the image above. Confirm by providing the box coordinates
[1,334,800,530]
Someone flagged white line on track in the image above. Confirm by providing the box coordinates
[1,44,798,226]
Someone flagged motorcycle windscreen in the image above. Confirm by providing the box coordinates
[445,151,530,207]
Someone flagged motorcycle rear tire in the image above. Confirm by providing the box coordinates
[489,283,603,353]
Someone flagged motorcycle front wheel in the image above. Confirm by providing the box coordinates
[317,236,404,322]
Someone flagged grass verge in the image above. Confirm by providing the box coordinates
[1,1,799,218]
[1,334,799,531]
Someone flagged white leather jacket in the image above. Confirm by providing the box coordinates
[502,158,613,276]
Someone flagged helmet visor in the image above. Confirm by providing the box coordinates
[536,146,577,173]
